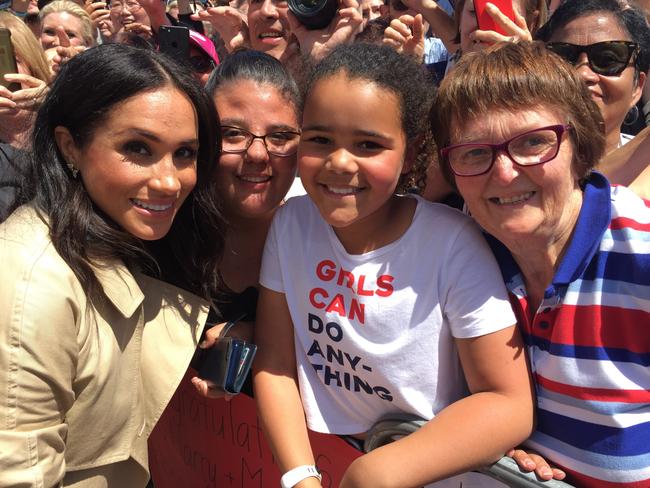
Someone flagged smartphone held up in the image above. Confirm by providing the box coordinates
[473,0,515,36]
[0,28,20,92]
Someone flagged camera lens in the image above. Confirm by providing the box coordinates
[287,0,338,30]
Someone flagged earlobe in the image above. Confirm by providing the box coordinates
[54,126,80,167]
[632,71,647,107]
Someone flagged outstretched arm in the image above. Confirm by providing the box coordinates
[340,325,535,488]
[254,286,322,488]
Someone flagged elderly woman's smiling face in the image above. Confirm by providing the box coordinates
[452,105,584,251]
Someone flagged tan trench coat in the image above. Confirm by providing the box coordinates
[0,205,209,487]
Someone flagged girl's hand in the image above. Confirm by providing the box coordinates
[469,2,531,45]
[287,0,363,61]
[85,0,111,30]
[193,7,250,52]
[382,14,425,62]
[0,74,47,114]
[507,447,567,481]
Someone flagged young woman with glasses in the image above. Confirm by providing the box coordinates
[536,0,650,154]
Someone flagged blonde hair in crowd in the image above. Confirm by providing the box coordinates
[40,0,95,46]
[0,11,51,82]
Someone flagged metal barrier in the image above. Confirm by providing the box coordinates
[364,415,575,488]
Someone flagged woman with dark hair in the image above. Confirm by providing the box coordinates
[147,50,302,401]
[147,49,302,487]
[432,40,650,485]
[536,0,650,154]
[0,43,225,487]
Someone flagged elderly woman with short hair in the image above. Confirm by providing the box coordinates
[431,41,650,486]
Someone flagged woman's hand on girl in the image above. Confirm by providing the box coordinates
[383,14,425,62]
[507,447,567,481]
[287,0,363,61]
[193,7,250,53]
[0,74,47,113]
[469,2,531,45]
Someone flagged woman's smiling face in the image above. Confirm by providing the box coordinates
[548,12,645,149]
[451,105,583,251]
[56,87,199,241]
[214,79,299,220]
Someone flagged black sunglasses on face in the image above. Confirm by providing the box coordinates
[546,40,639,76]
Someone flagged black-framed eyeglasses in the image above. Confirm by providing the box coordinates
[546,41,639,77]
[189,55,215,74]
[441,124,572,177]
[220,125,301,157]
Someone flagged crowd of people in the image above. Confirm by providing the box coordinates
[0,0,649,486]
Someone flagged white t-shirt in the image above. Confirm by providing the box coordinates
[260,195,516,435]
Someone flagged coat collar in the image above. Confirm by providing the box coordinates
[91,261,145,319]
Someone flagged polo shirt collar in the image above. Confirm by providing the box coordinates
[551,171,610,288]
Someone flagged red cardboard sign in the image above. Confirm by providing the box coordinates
[149,369,362,488]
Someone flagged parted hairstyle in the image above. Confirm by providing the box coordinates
[12,43,225,300]
[535,0,650,75]
[431,41,606,186]
[303,43,435,194]
[205,50,301,115]
[39,0,95,47]
[0,12,51,83]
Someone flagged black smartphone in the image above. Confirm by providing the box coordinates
[158,25,190,63]
[0,28,20,92]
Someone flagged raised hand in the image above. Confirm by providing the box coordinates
[85,0,111,32]
[0,74,48,114]
[193,6,250,52]
[287,0,363,61]
[470,2,532,45]
[383,14,425,61]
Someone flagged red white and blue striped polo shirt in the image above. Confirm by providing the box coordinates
[487,172,650,487]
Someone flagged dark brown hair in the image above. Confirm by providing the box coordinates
[431,41,606,186]
[14,43,225,301]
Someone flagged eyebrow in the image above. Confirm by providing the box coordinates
[302,125,389,139]
[119,128,199,146]
[220,119,299,133]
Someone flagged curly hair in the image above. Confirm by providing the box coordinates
[304,43,436,194]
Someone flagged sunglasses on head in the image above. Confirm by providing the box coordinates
[546,40,639,76]
[189,55,215,74]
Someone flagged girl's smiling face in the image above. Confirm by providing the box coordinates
[299,73,409,232]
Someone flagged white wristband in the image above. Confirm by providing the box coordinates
[280,465,321,488]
